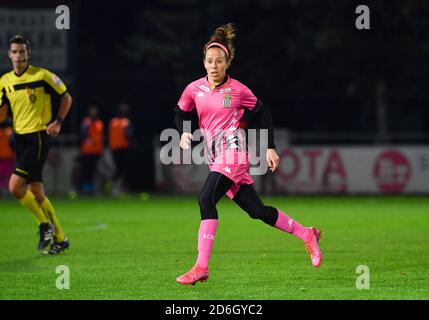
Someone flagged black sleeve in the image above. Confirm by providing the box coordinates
[1,88,10,107]
[248,100,275,149]
[174,106,194,135]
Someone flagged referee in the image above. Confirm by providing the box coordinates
[0,35,72,254]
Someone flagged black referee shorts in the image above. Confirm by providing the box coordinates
[13,130,50,183]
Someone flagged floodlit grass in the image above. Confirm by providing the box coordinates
[1,195,428,299]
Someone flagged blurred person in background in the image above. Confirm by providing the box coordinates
[108,103,134,195]
[174,24,323,286]
[80,104,104,195]
[0,116,15,198]
[0,35,72,254]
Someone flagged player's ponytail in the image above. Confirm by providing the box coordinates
[204,23,236,65]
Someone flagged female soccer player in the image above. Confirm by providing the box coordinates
[175,23,323,285]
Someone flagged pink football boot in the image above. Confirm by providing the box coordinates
[176,265,209,286]
[304,227,323,267]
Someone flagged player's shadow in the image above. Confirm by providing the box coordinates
[0,255,46,272]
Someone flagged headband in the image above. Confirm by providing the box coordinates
[205,42,230,58]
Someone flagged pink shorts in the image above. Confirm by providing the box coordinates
[209,150,254,199]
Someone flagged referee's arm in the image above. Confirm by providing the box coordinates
[0,104,7,123]
[46,92,72,137]
[56,92,73,122]
[0,83,8,123]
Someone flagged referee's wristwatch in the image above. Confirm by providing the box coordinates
[56,116,64,124]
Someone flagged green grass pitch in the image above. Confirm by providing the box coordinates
[0,195,428,300]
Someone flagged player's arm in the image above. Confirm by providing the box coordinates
[57,92,73,121]
[175,106,195,150]
[240,85,278,170]
[174,106,194,134]
[175,84,196,150]
[0,83,9,123]
[42,68,72,137]
[249,100,279,172]
[251,100,275,149]
[0,104,8,123]
[46,92,72,137]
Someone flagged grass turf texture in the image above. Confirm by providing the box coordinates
[0,195,428,300]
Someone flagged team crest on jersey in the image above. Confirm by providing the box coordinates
[223,93,232,108]
[199,85,210,92]
[26,87,37,103]
[51,74,63,86]
[220,87,231,93]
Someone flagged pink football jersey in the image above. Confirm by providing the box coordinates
[178,76,257,154]
[178,76,257,196]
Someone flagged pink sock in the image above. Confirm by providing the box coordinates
[196,219,218,269]
[274,210,311,242]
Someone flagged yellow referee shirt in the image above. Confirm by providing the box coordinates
[0,65,67,134]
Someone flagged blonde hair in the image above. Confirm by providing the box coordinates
[204,23,236,64]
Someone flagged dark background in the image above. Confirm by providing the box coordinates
[1,0,428,190]
[75,0,428,143]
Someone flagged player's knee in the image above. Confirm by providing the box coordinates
[30,189,45,203]
[198,191,213,211]
[198,192,218,220]
[8,183,19,198]
[8,179,25,199]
